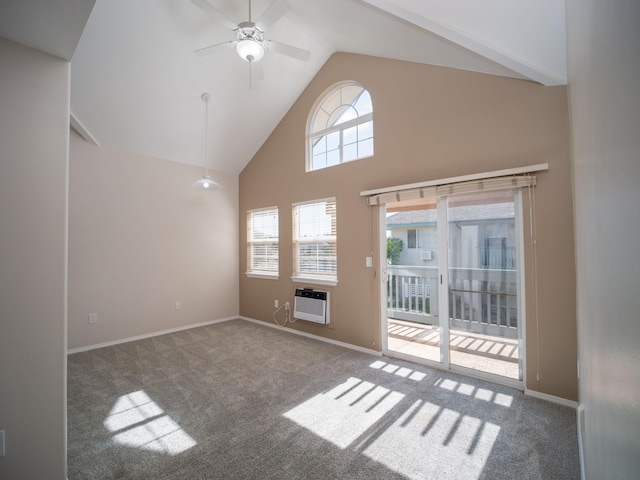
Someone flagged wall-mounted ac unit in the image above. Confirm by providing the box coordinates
[420,250,432,260]
[294,288,329,324]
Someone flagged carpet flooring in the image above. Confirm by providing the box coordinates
[67,319,580,479]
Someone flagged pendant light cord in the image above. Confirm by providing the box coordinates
[202,92,210,176]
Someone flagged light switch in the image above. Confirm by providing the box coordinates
[365,256,373,268]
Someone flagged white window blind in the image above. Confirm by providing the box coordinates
[292,198,337,282]
[247,207,279,277]
[362,164,547,205]
[367,176,535,205]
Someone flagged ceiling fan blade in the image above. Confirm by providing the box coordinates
[191,0,238,30]
[194,40,236,57]
[255,0,288,31]
[265,40,310,61]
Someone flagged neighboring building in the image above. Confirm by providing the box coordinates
[386,202,519,335]
[386,203,516,269]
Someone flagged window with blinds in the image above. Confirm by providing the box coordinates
[247,207,279,278]
[292,198,337,284]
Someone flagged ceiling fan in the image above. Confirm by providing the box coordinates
[192,0,310,83]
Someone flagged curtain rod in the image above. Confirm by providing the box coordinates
[360,163,549,197]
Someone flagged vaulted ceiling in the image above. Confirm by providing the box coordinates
[0,0,566,174]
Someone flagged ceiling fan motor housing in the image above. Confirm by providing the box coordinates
[236,22,264,42]
[235,22,265,62]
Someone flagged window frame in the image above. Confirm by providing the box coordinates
[306,81,374,172]
[291,198,338,286]
[246,206,279,280]
[407,227,437,250]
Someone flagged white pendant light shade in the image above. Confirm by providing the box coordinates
[236,39,264,62]
[193,92,222,191]
[194,174,222,191]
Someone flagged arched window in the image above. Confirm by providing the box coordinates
[306,81,373,171]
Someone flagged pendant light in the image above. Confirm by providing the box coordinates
[193,92,222,191]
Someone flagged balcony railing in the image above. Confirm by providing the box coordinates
[387,266,438,322]
[387,265,518,339]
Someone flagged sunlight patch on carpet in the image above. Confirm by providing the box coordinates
[369,360,427,381]
[283,377,404,448]
[363,399,501,480]
[436,378,514,407]
[104,390,197,455]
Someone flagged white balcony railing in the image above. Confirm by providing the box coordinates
[387,265,518,339]
[387,266,438,323]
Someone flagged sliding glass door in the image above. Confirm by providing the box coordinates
[383,188,524,384]
[445,189,523,380]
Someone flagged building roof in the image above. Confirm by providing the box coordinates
[387,202,514,228]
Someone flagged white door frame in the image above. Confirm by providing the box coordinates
[379,204,389,354]
[379,189,526,390]
[437,195,450,369]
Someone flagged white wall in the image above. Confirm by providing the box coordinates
[68,132,239,350]
[0,37,69,479]
[566,0,640,477]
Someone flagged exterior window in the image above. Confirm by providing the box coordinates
[292,198,337,284]
[247,207,279,278]
[407,228,437,249]
[481,223,515,269]
[407,229,417,249]
[307,82,373,171]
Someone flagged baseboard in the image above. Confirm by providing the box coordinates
[524,388,579,409]
[66,316,237,354]
[68,316,382,357]
[239,316,382,357]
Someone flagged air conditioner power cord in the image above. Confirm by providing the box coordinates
[272,301,293,327]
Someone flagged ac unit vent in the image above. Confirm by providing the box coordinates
[294,288,329,324]
[420,250,432,260]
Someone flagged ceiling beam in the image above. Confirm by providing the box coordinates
[70,112,100,146]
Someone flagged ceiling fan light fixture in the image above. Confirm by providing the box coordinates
[236,39,264,62]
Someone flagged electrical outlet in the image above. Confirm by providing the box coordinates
[284,302,290,311]
[175,301,181,310]
[274,299,279,308]
[88,313,97,324]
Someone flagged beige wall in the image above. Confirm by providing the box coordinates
[239,53,577,400]
[68,132,239,350]
[566,0,640,477]
[0,38,69,479]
